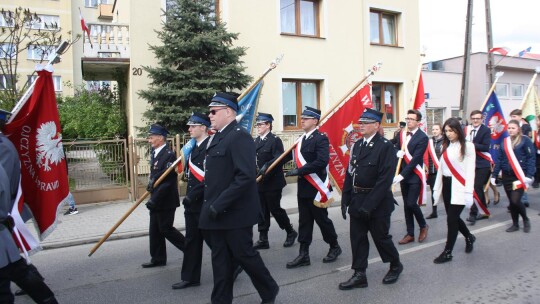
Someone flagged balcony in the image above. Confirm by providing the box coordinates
[81,22,130,80]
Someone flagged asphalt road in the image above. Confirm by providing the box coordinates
[13,193,540,304]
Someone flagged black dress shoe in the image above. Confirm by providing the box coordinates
[261,285,279,304]
[426,213,438,219]
[506,225,519,232]
[15,289,27,296]
[253,239,270,250]
[465,234,476,253]
[339,271,368,290]
[466,215,476,225]
[382,263,403,284]
[141,261,166,268]
[433,250,453,264]
[172,281,200,290]
[283,230,298,247]
[322,245,342,263]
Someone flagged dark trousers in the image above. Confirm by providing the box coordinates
[0,259,56,304]
[350,214,399,271]
[149,209,185,264]
[535,154,540,183]
[181,211,204,282]
[427,173,437,213]
[297,197,338,246]
[442,177,471,251]
[400,178,427,236]
[469,167,491,217]
[202,228,278,304]
[502,175,528,224]
[258,190,292,232]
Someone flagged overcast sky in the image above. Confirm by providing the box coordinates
[420,0,540,62]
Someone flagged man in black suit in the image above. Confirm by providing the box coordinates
[393,109,429,245]
[200,92,278,304]
[339,108,403,290]
[253,112,297,250]
[172,113,211,290]
[284,106,341,269]
[142,124,185,268]
[466,110,492,224]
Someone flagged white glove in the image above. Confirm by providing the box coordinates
[396,150,405,159]
[490,178,496,186]
[464,192,474,208]
[524,177,533,187]
[393,174,404,184]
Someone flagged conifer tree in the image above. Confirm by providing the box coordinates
[139,0,251,132]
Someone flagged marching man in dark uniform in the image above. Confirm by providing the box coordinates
[142,124,185,268]
[172,113,211,290]
[0,109,58,304]
[339,108,403,290]
[200,93,279,304]
[253,112,298,250]
[284,106,342,269]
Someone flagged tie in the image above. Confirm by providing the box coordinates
[471,129,476,141]
[407,132,412,137]
[150,149,155,164]
[363,140,368,147]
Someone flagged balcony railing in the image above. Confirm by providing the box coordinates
[83,22,130,59]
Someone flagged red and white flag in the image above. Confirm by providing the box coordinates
[79,8,92,47]
[488,47,510,56]
[412,71,427,133]
[319,85,370,191]
[4,65,69,241]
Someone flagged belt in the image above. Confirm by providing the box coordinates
[353,186,373,194]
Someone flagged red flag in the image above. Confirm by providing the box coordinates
[413,72,427,133]
[319,85,370,191]
[4,67,69,240]
[79,8,92,47]
[488,47,510,56]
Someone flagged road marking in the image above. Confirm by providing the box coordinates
[336,220,512,272]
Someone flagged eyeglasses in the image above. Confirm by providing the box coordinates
[358,121,376,125]
[405,118,418,121]
[256,123,268,127]
[209,108,227,115]
[470,117,482,120]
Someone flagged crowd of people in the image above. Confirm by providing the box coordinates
[2,94,539,303]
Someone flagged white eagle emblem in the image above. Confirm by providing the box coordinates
[36,121,65,171]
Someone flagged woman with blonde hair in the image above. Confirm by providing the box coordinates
[432,118,476,264]
[491,120,536,232]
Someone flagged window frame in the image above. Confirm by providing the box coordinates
[282,79,321,130]
[28,75,62,92]
[0,74,16,90]
[510,83,523,99]
[27,44,56,61]
[371,82,400,126]
[369,9,398,46]
[495,83,509,98]
[280,0,321,38]
[0,43,16,59]
[26,15,60,30]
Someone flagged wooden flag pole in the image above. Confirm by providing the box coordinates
[88,155,183,257]
[257,62,383,183]
[479,71,504,111]
[89,55,285,257]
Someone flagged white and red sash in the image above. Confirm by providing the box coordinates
[465,125,493,164]
[533,131,540,151]
[401,130,427,206]
[294,135,333,208]
[441,150,478,210]
[11,181,42,259]
[188,156,204,182]
[427,139,440,170]
[503,137,528,190]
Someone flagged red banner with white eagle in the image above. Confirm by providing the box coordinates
[319,85,370,191]
[4,67,69,240]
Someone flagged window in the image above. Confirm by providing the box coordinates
[426,108,445,132]
[511,84,523,98]
[495,83,508,98]
[0,75,15,90]
[282,79,320,129]
[27,45,55,61]
[0,43,16,59]
[370,10,397,46]
[280,0,320,36]
[371,83,399,124]
[85,0,108,7]
[28,75,62,91]
[27,15,60,30]
[0,14,14,27]
[86,80,111,91]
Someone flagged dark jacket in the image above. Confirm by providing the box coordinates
[342,133,397,218]
[284,129,330,199]
[184,137,210,213]
[149,145,180,210]
[467,124,491,169]
[199,121,261,230]
[256,132,286,192]
[428,136,443,174]
[493,135,536,178]
[395,129,428,183]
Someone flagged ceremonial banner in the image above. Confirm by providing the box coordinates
[521,82,540,131]
[4,66,69,240]
[412,72,427,133]
[481,91,509,164]
[319,85,370,191]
